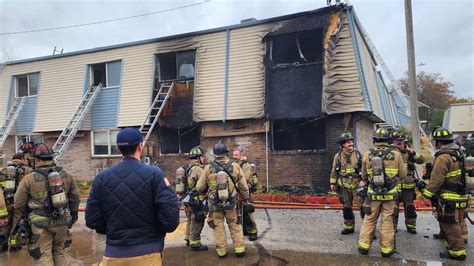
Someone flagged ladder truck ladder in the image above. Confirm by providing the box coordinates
[53,83,103,163]
[139,82,175,146]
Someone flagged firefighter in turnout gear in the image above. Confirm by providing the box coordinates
[0,153,31,251]
[233,149,258,241]
[180,146,208,251]
[196,140,250,258]
[391,130,425,234]
[20,142,35,168]
[12,143,80,265]
[358,128,407,257]
[421,127,468,261]
[330,132,363,234]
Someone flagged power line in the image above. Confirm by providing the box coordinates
[0,0,211,36]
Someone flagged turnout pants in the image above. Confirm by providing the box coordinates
[99,252,162,266]
[184,206,205,247]
[29,224,68,266]
[394,188,417,230]
[359,200,397,255]
[208,209,245,256]
[339,187,362,230]
[439,208,467,258]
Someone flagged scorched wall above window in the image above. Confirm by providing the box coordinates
[265,28,324,119]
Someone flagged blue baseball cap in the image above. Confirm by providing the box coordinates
[116,128,143,146]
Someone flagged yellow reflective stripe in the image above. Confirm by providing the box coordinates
[448,249,466,256]
[446,169,461,177]
[385,168,399,175]
[441,193,468,201]
[0,181,4,187]
[29,213,49,222]
[234,245,245,253]
[330,178,337,184]
[359,241,371,250]
[189,239,201,245]
[342,183,358,189]
[423,189,434,198]
[401,183,416,189]
[216,249,227,256]
[345,224,355,229]
[342,168,355,173]
[380,246,393,254]
[413,153,420,160]
[0,208,8,217]
[367,187,399,195]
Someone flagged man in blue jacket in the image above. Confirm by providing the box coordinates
[86,127,179,265]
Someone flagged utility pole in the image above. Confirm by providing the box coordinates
[404,0,421,152]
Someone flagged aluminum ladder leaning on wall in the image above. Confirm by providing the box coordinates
[53,83,103,164]
[139,82,175,146]
[0,97,27,156]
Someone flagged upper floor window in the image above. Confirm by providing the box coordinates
[15,72,40,97]
[90,60,121,88]
[157,50,196,81]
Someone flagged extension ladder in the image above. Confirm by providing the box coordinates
[140,82,175,145]
[53,83,103,163]
[0,97,26,150]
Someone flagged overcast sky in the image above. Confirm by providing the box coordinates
[0,0,472,97]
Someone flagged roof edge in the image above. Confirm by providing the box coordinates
[6,5,341,66]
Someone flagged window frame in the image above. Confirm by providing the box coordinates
[15,134,44,152]
[14,72,40,98]
[159,125,200,155]
[89,60,121,90]
[91,129,122,157]
[156,49,196,82]
[271,118,327,152]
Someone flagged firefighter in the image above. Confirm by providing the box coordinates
[330,132,362,234]
[0,153,32,251]
[19,142,35,168]
[421,127,468,261]
[391,130,425,234]
[180,146,208,251]
[233,149,258,241]
[196,140,250,258]
[358,128,406,257]
[11,143,80,265]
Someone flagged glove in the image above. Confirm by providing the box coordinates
[8,236,22,252]
[69,211,78,228]
[416,180,426,191]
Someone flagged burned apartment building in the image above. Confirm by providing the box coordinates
[0,5,412,189]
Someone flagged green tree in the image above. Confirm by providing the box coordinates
[430,109,445,132]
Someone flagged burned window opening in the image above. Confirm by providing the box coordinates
[272,117,326,151]
[91,63,106,87]
[157,50,196,81]
[159,125,200,154]
[270,29,323,67]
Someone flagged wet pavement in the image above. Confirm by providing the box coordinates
[0,209,471,265]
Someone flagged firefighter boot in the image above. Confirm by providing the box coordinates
[191,245,209,252]
[439,252,466,261]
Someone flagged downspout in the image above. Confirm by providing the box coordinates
[347,7,372,113]
[223,28,230,123]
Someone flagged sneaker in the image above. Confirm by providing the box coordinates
[358,247,369,255]
[439,252,466,261]
[248,234,258,241]
[235,252,246,258]
[191,245,208,252]
[407,228,417,234]
[341,228,354,235]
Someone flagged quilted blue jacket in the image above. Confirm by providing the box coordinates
[85,157,179,257]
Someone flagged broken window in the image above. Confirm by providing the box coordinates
[157,50,196,81]
[15,72,39,97]
[90,61,122,88]
[15,134,44,152]
[92,129,121,156]
[159,125,200,154]
[272,117,326,151]
[270,29,323,66]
